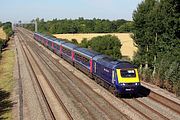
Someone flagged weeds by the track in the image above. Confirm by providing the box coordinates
[0,40,15,120]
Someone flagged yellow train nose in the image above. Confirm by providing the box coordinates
[116,69,140,83]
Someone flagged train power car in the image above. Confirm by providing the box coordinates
[33,32,141,96]
[93,55,140,95]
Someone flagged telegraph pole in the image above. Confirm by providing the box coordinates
[12,22,14,31]
[35,20,37,32]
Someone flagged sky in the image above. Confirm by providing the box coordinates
[0,0,143,23]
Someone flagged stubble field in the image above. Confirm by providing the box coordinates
[0,27,6,39]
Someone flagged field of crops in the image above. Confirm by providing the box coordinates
[54,33,137,60]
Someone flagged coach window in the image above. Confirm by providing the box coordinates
[57,45,59,50]
[79,55,83,61]
[67,49,71,56]
[48,40,50,44]
[54,44,58,50]
[62,47,66,52]
[76,53,81,61]
[77,54,81,61]
[55,44,57,49]
[75,53,78,60]
[80,54,83,61]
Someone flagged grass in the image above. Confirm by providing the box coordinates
[0,41,15,120]
[54,33,137,60]
[0,49,15,91]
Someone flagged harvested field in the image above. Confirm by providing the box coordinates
[0,27,6,40]
[54,33,137,60]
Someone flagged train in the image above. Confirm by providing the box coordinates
[33,32,141,96]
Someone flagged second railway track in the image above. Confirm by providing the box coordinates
[16,31,73,120]
[18,27,131,120]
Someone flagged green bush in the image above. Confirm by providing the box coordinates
[79,35,122,59]
[79,38,89,48]
[71,39,78,44]
[0,22,13,59]
[3,22,13,38]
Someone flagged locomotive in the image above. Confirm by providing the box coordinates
[34,32,141,96]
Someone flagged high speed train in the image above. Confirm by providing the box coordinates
[34,32,141,96]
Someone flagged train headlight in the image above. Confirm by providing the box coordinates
[120,83,126,86]
[135,83,139,86]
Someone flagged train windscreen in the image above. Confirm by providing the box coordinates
[120,69,136,78]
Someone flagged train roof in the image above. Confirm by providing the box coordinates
[62,42,78,50]
[53,40,66,45]
[94,55,134,69]
[74,48,100,58]
[34,33,135,69]
[45,36,55,42]
[35,33,49,40]
[34,32,44,37]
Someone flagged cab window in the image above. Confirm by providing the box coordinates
[120,69,136,77]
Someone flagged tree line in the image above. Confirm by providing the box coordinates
[132,0,180,96]
[24,18,133,34]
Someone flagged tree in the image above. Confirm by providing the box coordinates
[79,38,89,48]
[88,35,122,59]
[133,0,157,69]
[3,22,13,38]
[71,39,78,44]
[117,21,133,32]
[132,0,180,96]
[0,21,2,27]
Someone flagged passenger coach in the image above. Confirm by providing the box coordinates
[74,48,100,77]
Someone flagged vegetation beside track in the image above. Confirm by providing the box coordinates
[0,40,15,120]
[132,0,180,96]
[0,22,13,59]
[0,22,14,120]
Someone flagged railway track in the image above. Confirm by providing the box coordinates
[17,27,180,120]
[149,91,180,114]
[140,82,180,114]
[15,43,23,120]
[16,31,73,120]
[16,33,55,120]
[18,27,130,120]
[121,98,169,120]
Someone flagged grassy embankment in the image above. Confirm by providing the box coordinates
[0,27,15,120]
[54,33,137,60]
